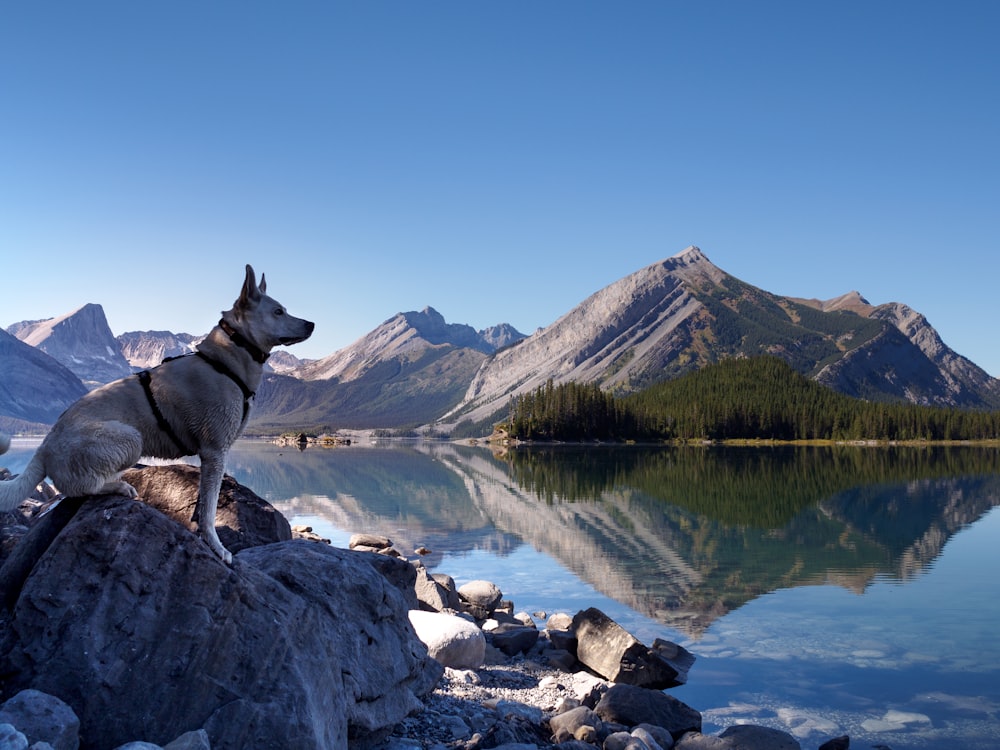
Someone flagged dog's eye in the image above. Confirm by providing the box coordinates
[274,308,285,316]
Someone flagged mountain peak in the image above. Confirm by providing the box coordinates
[672,245,703,259]
[7,303,132,386]
[442,245,1000,427]
[792,290,873,315]
[299,308,525,382]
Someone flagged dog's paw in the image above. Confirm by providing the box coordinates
[199,531,234,565]
[210,544,233,566]
[100,480,139,499]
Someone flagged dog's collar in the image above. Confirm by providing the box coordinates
[219,319,270,364]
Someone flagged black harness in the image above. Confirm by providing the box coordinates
[137,321,262,455]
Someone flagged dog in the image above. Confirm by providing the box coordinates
[0,265,313,564]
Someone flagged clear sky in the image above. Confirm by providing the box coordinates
[2,2,998,376]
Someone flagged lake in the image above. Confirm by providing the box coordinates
[4,438,1000,748]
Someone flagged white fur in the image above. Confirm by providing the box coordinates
[0,265,313,564]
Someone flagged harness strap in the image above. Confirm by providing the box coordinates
[137,370,193,455]
[194,351,255,423]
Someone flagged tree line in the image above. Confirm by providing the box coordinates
[503,356,1000,442]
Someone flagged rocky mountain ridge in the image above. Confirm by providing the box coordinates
[116,330,200,371]
[299,306,523,382]
[441,247,999,430]
[3,247,997,432]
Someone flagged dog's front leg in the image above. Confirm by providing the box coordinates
[194,452,233,565]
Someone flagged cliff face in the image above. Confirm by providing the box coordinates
[8,303,132,386]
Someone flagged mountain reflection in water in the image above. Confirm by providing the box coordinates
[223,441,1000,637]
[4,437,1000,747]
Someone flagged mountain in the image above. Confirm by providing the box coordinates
[441,246,1000,430]
[116,330,200,371]
[7,304,133,386]
[246,308,525,431]
[0,328,88,430]
[6,248,997,434]
[266,350,309,375]
[298,307,523,381]
[117,331,306,374]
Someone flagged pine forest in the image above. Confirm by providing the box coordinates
[503,356,1000,443]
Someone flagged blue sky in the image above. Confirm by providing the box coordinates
[2,2,998,375]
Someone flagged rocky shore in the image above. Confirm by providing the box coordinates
[0,465,855,750]
[349,536,850,750]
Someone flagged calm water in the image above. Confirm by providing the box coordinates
[4,438,1000,748]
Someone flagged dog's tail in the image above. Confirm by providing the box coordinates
[0,437,47,512]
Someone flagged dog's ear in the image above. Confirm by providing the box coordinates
[240,264,263,306]
[259,273,267,294]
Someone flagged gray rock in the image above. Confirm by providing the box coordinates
[0,497,86,610]
[0,723,27,750]
[414,565,452,611]
[163,729,211,750]
[430,573,461,609]
[817,736,849,750]
[573,608,693,689]
[110,744,162,750]
[674,734,731,749]
[718,725,800,749]
[122,464,291,553]
[549,706,604,743]
[594,684,701,741]
[349,533,392,550]
[634,724,674,750]
[408,610,486,669]
[547,628,577,653]
[489,624,540,656]
[0,494,440,750]
[0,690,79,750]
[360,551,420,610]
[543,648,577,671]
[546,612,574,631]
[605,732,650,750]
[457,580,503,619]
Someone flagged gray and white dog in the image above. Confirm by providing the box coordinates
[0,265,313,563]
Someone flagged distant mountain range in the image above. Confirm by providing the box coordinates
[3,246,998,433]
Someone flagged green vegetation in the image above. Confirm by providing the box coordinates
[504,356,1000,442]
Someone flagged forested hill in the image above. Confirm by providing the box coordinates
[504,356,1000,442]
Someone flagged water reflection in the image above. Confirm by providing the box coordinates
[222,441,1000,637]
[5,438,1000,746]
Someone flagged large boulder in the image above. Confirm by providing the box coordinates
[573,607,694,689]
[0,689,79,750]
[408,610,486,669]
[0,494,441,750]
[122,464,292,553]
[594,683,701,741]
